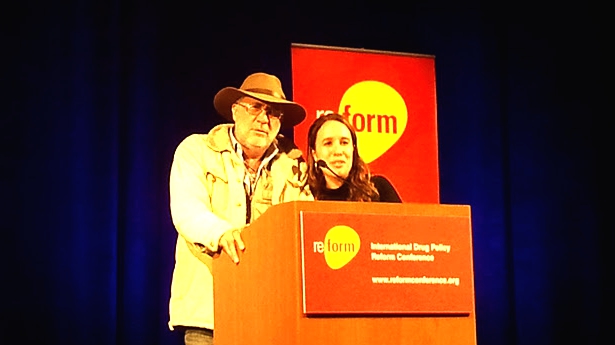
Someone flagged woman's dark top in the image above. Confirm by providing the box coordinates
[319,175,402,203]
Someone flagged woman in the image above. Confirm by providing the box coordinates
[305,113,402,202]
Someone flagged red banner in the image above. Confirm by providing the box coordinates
[300,210,474,315]
[291,43,440,203]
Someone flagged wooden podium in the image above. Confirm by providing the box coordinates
[213,201,476,345]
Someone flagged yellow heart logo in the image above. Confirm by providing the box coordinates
[338,81,407,163]
[323,225,361,270]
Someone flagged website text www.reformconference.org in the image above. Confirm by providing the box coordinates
[372,276,460,286]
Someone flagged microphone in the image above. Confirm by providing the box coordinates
[316,160,346,182]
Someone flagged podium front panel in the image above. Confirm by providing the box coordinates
[213,201,477,345]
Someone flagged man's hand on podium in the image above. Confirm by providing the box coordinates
[218,228,245,264]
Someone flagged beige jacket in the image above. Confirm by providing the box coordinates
[168,124,312,330]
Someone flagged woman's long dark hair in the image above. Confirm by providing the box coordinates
[306,113,379,201]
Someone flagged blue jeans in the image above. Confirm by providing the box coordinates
[184,328,214,345]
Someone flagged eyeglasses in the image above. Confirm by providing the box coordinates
[235,102,284,121]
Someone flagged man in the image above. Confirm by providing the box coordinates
[168,72,311,344]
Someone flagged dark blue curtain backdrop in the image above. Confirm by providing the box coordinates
[4,1,606,344]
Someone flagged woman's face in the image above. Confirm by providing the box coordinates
[312,120,354,188]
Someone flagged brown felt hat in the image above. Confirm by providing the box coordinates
[213,72,307,128]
